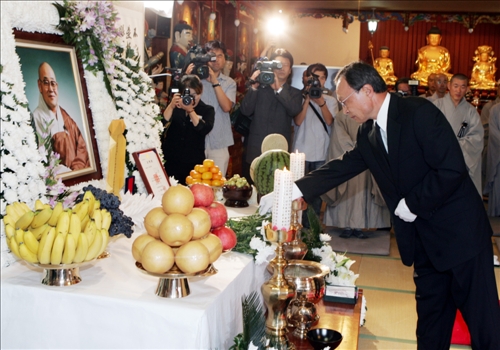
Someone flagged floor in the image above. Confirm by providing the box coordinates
[341,219,500,350]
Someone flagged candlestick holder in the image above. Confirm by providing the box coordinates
[283,200,308,261]
[261,223,296,349]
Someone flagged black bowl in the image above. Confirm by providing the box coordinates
[222,185,252,207]
[306,328,343,350]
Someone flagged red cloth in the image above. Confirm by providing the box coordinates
[451,310,470,345]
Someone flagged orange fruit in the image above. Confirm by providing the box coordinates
[210,166,220,174]
[203,159,215,168]
[212,172,222,180]
[191,170,201,179]
[221,177,227,182]
[201,171,213,180]
[185,176,194,185]
[192,178,201,184]
[194,164,204,173]
[202,179,212,186]
[212,179,222,187]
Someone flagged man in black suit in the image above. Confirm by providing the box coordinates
[261,61,500,349]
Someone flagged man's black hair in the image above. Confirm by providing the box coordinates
[335,61,387,93]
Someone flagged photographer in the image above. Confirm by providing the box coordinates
[162,75,215,185]
[395,77,411,96]
[240,48,303,181]
[185,41,236,176]
[293,63,338,226]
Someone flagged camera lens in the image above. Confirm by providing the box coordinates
[260,72,273,84]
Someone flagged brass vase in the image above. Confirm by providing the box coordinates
[261,224,296,349]
[283,200,308,260]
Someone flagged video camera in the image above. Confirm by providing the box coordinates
[185,45,216,80]
[255,60,282,85]
[305,73,323,98]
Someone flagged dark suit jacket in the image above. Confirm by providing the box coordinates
[296,94,492,271]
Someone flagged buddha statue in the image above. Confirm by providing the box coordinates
[411,27,452,86]
[469,45,497,90]
[374,46,398,85]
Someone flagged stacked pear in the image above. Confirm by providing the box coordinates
[3,191,111,265]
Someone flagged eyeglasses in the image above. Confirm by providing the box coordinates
[40,79,58,88]
[338,90,356,109]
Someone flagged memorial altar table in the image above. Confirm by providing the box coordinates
[1,231,265,350]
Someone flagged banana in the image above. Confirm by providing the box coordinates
[68,213,81,242]
[15,211,35,230]
[98,228,110,256]
[92,209,102,230]
[101,209,112,231]
[30,207,53,229]
[4,224,16,240]
[75,200,89,222]
[9,237,21,258]
[34,199,45,211]
[84,220,96,246]
[15,229,24,245]
[5,204,21,222]
[19,242,39,263]
[3,214,16,228]
[48,202,64,227]
[23,230,39,255]
[73,233,89,263]
[83,191,96,216]
[85,226,103,261]
[93,199,101,212]
[80,214,90,232]
[13,202,29,216]
[30,223,49,240]
[62,233,77,264]
[18,202,32,214]
[50,232,65,265]
[38,227,56,264]
[55,210,70,238]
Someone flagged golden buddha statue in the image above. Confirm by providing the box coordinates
[411,27,452,86]
[374,46,398,85]
[469,45,497,90]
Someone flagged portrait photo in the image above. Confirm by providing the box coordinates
[15,39,98,181]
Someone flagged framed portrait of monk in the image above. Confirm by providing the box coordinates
[14,35,101,185]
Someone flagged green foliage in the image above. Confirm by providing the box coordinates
[301,206,324,262]
[226,212,271,258]
[229,291,266,349]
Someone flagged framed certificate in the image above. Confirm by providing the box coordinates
[133,148,170,197]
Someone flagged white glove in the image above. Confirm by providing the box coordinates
[395,198,417,222]
[258,192,274,215]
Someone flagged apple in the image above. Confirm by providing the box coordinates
[190,183,215,207]
[202,201,228,229]
[211,226,237,251]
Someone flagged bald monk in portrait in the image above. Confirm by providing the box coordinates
[32,62,90,171]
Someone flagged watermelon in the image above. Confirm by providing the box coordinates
[253,150,290,196]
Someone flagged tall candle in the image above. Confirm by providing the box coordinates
[272,168,293,231]
[290,150,305,181]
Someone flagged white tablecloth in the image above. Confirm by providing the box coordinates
[1,205,267,350]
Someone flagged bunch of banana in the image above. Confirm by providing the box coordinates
[3,191,111,265]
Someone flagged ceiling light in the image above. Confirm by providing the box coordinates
[368,8,379,36]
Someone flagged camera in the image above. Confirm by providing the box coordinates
[255,60,282,85]
[305,73,323,98]
[181,88,194,105]
[186,45,216,80]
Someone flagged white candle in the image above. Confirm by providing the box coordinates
[290,150,305,181]
[272,168,293,231]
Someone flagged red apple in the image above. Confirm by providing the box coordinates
[190,183,215,207]
[202,201,228,229]
[212,226,237,251]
